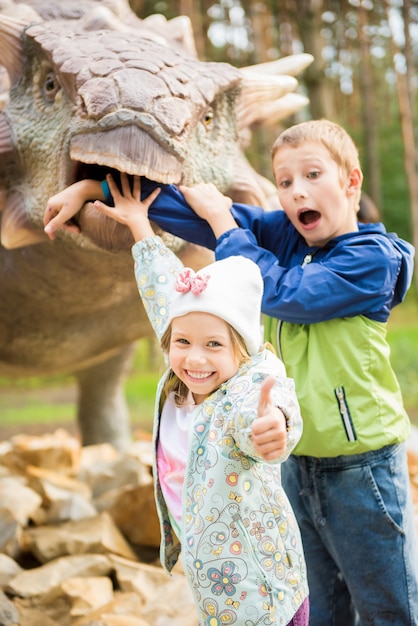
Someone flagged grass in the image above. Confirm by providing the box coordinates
[0,294,417,432]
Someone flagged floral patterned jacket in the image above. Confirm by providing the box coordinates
[132,236,308,626]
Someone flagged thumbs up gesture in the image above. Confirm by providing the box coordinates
[252,376,287,461]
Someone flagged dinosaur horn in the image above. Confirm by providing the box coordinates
[242,53,314,77]
[143,14,199,59]
[237,73,298,128]
[0,15,28,88]
[240,92,310,128]
[237,53,313,128]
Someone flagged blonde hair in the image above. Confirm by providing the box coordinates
[272,119,362,206]
[160,322,251,407]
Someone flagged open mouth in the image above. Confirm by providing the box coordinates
[63,124,184,251]
[298,209,321,227]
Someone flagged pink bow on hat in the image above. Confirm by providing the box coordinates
[175,268,210,295]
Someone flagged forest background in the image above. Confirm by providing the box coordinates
[1,0,417,435]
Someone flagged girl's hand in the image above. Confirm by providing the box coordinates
[252,376,287,461]
[93,173,160,241]
[43,180,102,239]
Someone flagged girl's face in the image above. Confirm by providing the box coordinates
[169,311,240,405]
[272,142,362,247]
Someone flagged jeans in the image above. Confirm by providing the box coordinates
[282,443,418,626]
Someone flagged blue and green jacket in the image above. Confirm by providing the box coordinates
[140,180,415,458]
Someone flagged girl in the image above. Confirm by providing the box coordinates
[87,173,309,625]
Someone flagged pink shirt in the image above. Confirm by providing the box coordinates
[157,392,195,535]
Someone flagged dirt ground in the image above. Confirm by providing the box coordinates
[0,420,79,441]
[0,419,152,443]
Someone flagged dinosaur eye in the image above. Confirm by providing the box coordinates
[43,71,60,101]
[203,108,214,127]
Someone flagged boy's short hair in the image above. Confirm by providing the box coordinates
[271,119,361,184]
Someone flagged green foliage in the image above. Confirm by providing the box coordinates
[377,124,412,241]
[346,118,413,242]
[387,326,418,421]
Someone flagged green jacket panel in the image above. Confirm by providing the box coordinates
[264,315,410,458]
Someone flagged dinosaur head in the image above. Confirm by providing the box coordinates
[0,4,312,251]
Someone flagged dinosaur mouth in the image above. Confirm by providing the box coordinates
[70,126,184,184]
[66,126,184,251]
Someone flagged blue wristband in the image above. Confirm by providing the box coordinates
[101,179,114,206]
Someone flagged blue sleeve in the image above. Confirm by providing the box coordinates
[216,227,406,323]
[107,179,409,323]
[100,178,217,249]
[141,180,217,249]
[141,179,273,252]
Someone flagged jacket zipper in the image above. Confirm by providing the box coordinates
[301,253,313,268]
[276,319,283,361]
[232,513,276,623]
[277,252,315,359]
[334,386,357,442]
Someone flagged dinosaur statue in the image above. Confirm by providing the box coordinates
[0,0,312,449]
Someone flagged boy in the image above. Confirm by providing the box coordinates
[44,119,418,625]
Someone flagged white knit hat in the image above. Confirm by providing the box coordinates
[166,256,263,355]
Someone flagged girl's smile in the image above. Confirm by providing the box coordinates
[185,370,214,380]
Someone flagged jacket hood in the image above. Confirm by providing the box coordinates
[359,222,415,307]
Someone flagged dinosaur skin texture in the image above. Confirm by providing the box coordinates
[0,0,312,449]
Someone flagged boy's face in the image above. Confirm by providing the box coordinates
[272,142,361,247]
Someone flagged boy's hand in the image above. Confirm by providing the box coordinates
[252,375,287,461]
[179,182,238,239]
[93,173,160,241]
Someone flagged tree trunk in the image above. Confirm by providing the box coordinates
[288,0,335,120]
[401,0,417,149]
[386,1,418,291]
[358,5,382,210]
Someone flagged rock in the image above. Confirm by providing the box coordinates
[22,512,138,563]
[44,576,114,619]
[78,445,121,471]
[26,465,94,525]
[0,477,42,526]
[71,591,149,625]
[0,554,22,588]
[2,430,81,475]
[0,475,45,558]
[0,510,22,560]
[6,554,113,598]
[79,455,151,500]
[99,484,160,549]
[0,590,20,626]
[1,425,414,624]
[109,555,197,625]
